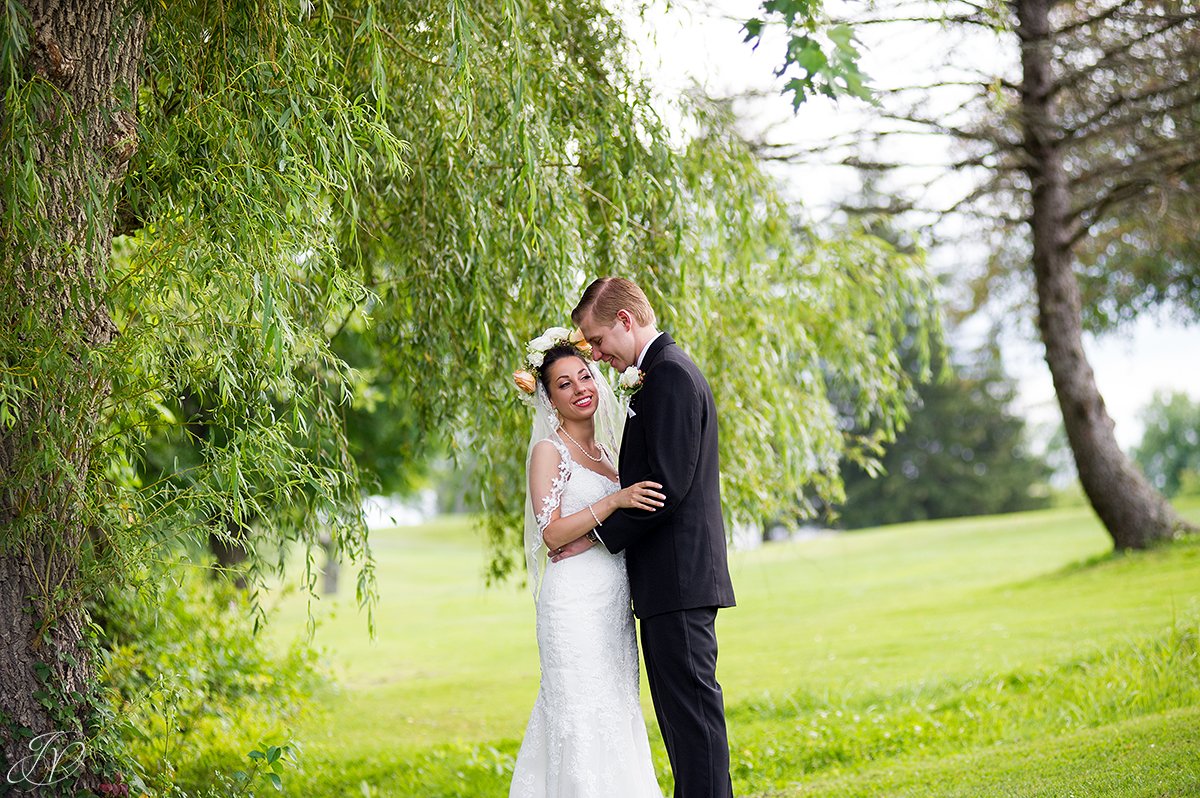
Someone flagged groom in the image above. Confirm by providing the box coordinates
[553,276,736,797]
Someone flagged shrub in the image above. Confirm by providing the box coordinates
[93,563,325,796]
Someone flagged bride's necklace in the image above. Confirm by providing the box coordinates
[557,426,605,463]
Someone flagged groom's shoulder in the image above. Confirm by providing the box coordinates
[662,342,706,377]
[652,344,692,374]
[650,347,708,395]
[663,344,719,403]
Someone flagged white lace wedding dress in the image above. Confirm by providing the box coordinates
[509,436,662,798]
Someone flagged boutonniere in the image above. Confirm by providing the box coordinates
[618,366,644,397]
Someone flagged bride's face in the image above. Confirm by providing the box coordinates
[545,356,599,423]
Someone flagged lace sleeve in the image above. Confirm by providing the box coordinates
[529,438,571,538]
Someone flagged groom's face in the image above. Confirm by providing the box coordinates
[579,310,637,373]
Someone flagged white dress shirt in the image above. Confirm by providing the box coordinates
[636,332,663,370]
[626,332,662,420]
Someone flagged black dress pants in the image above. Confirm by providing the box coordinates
[639,607,733,798]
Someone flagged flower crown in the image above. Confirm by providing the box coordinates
[512,326,592,401]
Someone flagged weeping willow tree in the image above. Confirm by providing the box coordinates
[1,1,403,789]
[353,27,939,578]
[1,0,935,790]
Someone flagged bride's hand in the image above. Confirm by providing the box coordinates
[615,481,665,511]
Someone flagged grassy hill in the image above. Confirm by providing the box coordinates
[265,501,1200,796]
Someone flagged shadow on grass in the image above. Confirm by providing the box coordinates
[1008,533,1200,587]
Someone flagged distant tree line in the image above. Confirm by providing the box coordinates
[835,338,1053,529]
[1134,392,1200,499]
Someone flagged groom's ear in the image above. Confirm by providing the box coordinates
[616,309,633,330]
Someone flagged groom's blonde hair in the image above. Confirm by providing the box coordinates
[572,277,656,327]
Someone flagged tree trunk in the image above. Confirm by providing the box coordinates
[181,388,254,591]
[1016,0,1192,550]
[320,529,340,594]
[0,1,145,792]
[210,517,250,591]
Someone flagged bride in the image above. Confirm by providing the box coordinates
[509,328,666,798]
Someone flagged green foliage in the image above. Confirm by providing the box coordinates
[335,5,937,577]
[1061,1,1200,333]
[2,2,405,644]
[836,339,1052,528]
[1078,213,1200,332]
[94,564,324,796]
[745,1,873,106]
[0,616,130,796]
[5,0,936,603]
[99,0,407,618]
[333,327,433,499]
[951,2,1200,332]
[242,742,298,796]
[1133,391,1200,498]
[0,2,57,267]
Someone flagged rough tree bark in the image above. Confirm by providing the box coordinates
[0,1,146,792]
[1016,0,1190,550]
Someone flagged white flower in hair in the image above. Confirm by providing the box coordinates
[528,334,556,353]
[513,325,592,405]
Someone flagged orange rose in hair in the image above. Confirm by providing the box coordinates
[513,370,537,394]
[569,328,593,356]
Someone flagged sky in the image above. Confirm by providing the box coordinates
[621,0,1200,450]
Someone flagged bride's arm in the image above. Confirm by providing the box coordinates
[530,444,664,551]
[542,489,622,551]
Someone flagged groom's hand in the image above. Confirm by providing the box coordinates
[549,536,595,562]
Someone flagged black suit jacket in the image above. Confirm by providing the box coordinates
[596,333,736,618]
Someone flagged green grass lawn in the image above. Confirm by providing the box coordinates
[264,501,1200,797]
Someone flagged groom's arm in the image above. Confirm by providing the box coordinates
[595,360,702,554]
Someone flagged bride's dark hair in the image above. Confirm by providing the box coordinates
[538,344,589,393]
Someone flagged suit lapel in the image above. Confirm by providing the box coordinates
[622,331,672,408]
[619,336,668,482]
[627,333,671,419]
[640,332,673,372]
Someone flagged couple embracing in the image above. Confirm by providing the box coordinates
[509,277,736,798]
